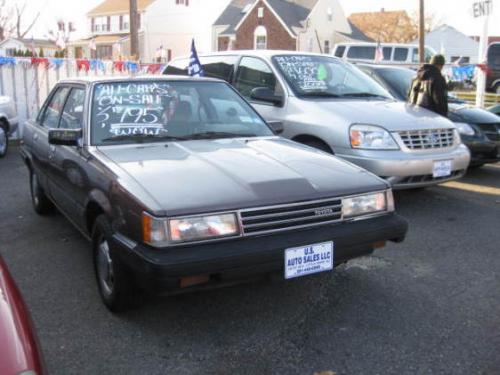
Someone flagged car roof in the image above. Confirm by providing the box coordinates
[56,75,224,85]
[171,50,343,63]
[335,42,419,48]
[357,64,416,73]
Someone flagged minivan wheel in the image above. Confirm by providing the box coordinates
[302,139,334,154]
[92,215,137,312]
[30,170,54,215]
[0,125,8,158]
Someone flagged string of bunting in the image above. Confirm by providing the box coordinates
[0,56,165,74]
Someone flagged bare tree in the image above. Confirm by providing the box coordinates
[0,0,15,41]
[0,0,41,41]
[14,2,41,38]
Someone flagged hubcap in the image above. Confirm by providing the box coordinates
[0,128,6,155]
[97,239,114,296]
[31,174,40,206]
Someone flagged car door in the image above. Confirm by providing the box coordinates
[233,56,286,124]
[31,86,70,193]
[47,85,88,226]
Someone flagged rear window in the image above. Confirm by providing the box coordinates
[334,46,346,58]
[394,48,409,62]
[488,44,500,70]
[382,47,392,61]
[347,46,376,60]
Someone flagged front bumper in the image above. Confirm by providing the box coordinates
[338,145,471,189]
[462,138,500,166]
[110,214,408,293]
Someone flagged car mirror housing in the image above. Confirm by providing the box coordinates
[250,87,283,106]
[267,121,284,135]
[48,129,82,147]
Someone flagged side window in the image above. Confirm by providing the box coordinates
[164,58,189,75]
[200,55,238,82]
[347,46,376,60]
[234,57,282,100]
[334,46,346,58]
[394,48,409,62]
[41,87,70,129]
[60,88,86,129]
[382,47,392,61]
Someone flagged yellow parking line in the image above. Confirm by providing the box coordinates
[441,181,500,196]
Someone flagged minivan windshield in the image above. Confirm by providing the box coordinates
[272,55,392,99]
[91,80,273,145]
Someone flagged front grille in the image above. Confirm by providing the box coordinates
[240,197,342,235]
[398,129,455,150]
[477,123,500,141]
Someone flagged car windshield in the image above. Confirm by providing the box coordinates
[91,80,273,145]
[272,55,391,99]
[376,68,416,101]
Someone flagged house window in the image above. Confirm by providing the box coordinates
[327,7,333,21]
[6,48,16,56]
[307,38,313,52]
[258,7,264,18]
[175,0,189,5]
[97,45,113,59]
[324,40,331,54]
[254,26,267,50]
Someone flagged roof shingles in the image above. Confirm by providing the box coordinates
[88,0,156,16]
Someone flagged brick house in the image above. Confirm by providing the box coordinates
[213,0,372,53]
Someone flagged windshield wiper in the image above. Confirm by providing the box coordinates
[341,92,388,98]
[187,131,257,140]
[101,133,188,143]
[302,91,341,98]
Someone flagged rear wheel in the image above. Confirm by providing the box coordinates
[30,170,54,215]
[93,215,137,312]
[0,124,8,158]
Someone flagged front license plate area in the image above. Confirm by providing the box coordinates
[284,241,334,280]
[433,160,452,178]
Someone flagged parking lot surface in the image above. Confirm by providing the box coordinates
[1,148,499,375]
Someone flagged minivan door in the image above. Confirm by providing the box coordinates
[233,56,286,125]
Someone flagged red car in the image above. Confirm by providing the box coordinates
[0,255,45,375]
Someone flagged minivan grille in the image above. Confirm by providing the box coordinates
[477,123,500,141]
[240,197,342,235]
[398,129,456,150]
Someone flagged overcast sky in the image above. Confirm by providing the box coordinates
[11,0,500,40]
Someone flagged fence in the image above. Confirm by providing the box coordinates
[0,58,164,139]
[453,91,500,107]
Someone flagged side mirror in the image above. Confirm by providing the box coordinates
[250,87,283,106]
[267,121,284,135]
[48,129,82,147]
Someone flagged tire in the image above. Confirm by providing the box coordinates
[301,139,334,154]
[30,170,54,215]
[0,123,8,158]
[92,215,137,312]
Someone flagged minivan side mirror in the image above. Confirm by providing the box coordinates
[48,129,82,147]
[267,121,284,135]
[250,87,283,106]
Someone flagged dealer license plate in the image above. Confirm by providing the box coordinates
[433,160,452,178]
[284,241,334,280]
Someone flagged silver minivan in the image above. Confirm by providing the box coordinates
[164,51,470,189]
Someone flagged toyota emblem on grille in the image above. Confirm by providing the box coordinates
[315,208,334,217]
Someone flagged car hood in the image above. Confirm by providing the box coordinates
[299,99,455,131]
[449,104,500,124]
[96,138,387,216]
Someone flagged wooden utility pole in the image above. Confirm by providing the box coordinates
[129,0,139,60]
[418,0,425,63]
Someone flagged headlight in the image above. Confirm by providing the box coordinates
[350,125,399,150]
[454,122,475,136]
[143,212,240,246]
[342,191,393,219]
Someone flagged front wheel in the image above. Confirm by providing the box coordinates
[93,215,137,312]
[0,125,8,158]
[301,139,334,154]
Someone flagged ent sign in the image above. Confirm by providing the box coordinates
[472,0,493,18]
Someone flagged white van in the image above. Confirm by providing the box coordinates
[333,43,436,65]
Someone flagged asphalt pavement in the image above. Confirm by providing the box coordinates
[1,147,499,375]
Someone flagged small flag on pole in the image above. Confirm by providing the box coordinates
[374,41,384,63]
[188,39,204,77]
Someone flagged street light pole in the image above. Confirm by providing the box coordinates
[418,0,425,63]
[129,0,139,60]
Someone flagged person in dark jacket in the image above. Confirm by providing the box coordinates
[408,54,448,116]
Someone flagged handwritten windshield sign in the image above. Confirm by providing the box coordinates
[274,55,328,91]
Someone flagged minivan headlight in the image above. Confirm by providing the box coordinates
[342,191,394,219]
[454,122,475,136]
[350,125,399,150]
[143,212,240,246]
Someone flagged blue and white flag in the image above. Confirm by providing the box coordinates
[188,39,204,77]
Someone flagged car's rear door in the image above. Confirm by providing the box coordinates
[31,85,70,192]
